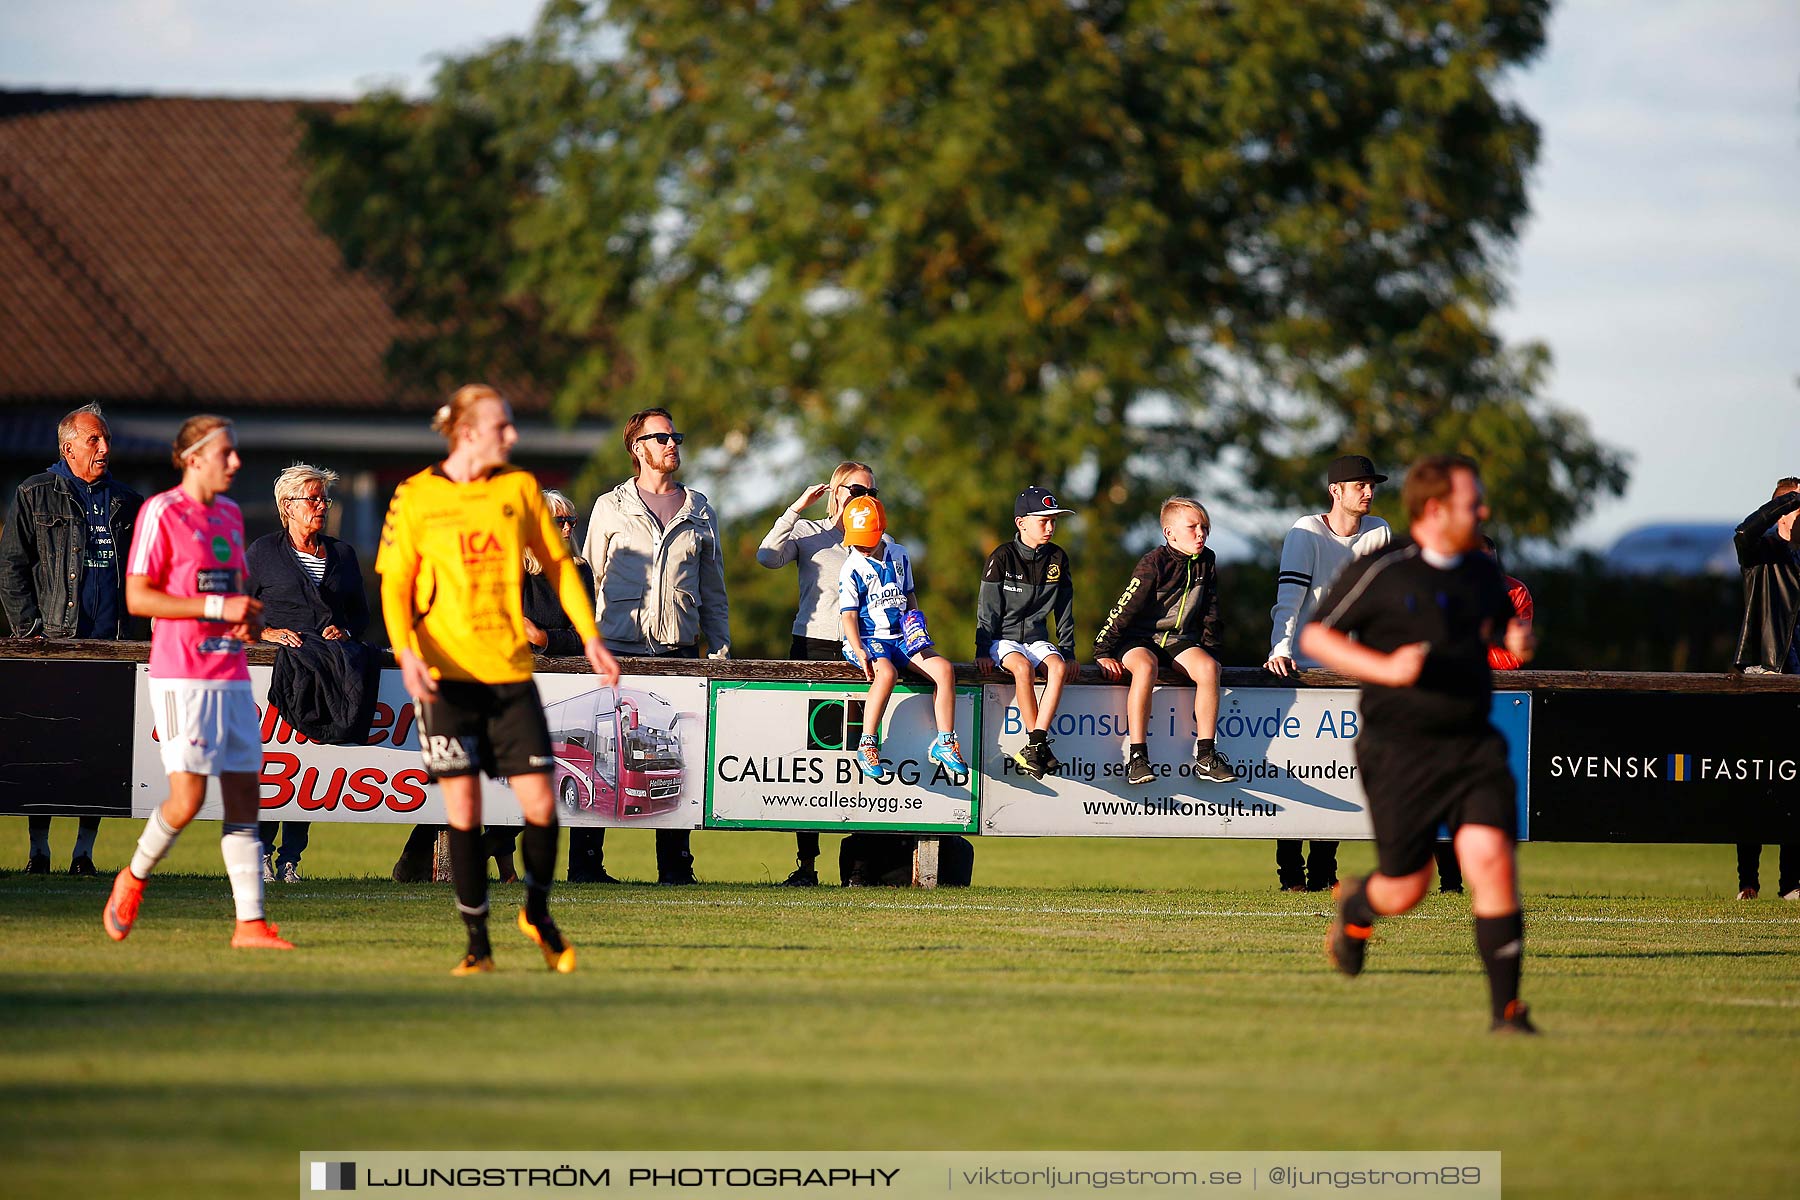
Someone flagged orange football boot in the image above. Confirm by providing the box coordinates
[230,918,295,950]
[517,908,577,974]
[102,869,145,942]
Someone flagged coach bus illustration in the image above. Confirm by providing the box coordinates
[544,687,688,818]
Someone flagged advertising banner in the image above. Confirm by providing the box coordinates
[1528,690,1800,842]
[706,680,980,832]
[979,684,1530,840]
[129,666,708,827]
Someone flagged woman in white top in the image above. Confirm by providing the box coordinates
[756,461,879,884]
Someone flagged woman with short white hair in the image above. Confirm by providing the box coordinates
[246,461,370,883]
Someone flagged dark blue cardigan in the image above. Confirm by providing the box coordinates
[246,531,370,639]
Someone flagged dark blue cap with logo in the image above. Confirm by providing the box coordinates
[1015,486,1075,519]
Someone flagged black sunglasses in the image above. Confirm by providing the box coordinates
[634,432,685,446]
[841,483,878,499]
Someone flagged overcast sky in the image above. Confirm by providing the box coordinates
[3,1,1795,551]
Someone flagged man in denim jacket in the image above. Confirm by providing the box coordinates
[0,403,144,875]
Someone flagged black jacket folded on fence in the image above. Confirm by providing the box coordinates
[269,632,383,745]
[1732,490,1800,673]
[249,529,378,744]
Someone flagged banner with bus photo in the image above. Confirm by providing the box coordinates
[128,666,707,829]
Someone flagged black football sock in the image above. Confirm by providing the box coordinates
[1475,911,1525,1021]
[520,820,558,927]
[1195,737,1216,757]
[1339,876,1378,930]
[1027,728,1047,745]
[1130,742,1148,757]
[447,826,490,957]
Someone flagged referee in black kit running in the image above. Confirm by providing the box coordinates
[1299,455,1539,1034]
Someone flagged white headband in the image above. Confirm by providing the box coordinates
[181,425,230,462]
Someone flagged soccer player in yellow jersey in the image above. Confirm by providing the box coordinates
[378,384,619,974]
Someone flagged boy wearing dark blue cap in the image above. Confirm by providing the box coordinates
[976,487,1077,779]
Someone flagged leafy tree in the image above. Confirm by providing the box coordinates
[301,0,1626,660]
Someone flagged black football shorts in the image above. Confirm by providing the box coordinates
[417,679,553,782]
[1355,728,1519,878]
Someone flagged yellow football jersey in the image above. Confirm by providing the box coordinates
[376,464,598,683]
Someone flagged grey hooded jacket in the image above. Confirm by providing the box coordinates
[582,480,730,657]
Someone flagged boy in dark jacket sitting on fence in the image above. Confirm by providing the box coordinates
[1094,497,1238,787]
[976,486,1077,780]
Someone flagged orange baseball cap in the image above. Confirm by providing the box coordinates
[843,496,886,548]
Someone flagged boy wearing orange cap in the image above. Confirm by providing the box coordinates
[837,496,969,783]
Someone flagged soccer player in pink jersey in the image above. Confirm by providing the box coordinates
[103,415,293,950]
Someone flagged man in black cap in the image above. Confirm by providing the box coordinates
[1264,453,1391,892]
[977,486,1077,778]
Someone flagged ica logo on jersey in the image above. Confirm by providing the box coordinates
[458,530,502,563]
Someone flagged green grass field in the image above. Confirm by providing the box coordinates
[3,823,1796,1199]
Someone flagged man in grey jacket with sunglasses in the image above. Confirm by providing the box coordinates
[579,407,729,884]
[585,408,731,660]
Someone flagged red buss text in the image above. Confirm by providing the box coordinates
[258,699,429,812]
[259,755,430,813]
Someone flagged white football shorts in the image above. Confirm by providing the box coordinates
[149,679,263,776]
[989,639,1065,669]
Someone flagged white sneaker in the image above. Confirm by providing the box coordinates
[280,861,303,884]
[1781,888,1800,901]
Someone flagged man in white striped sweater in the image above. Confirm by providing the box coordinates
[1264,454,1392,892]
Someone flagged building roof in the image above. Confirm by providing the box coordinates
[0,90,516,415]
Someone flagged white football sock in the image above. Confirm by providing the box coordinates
[129,810,181,880]
[220,824,266,922]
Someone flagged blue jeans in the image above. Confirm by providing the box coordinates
[259,821,311,867]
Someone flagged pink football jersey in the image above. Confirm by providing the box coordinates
[128,487,252,682]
